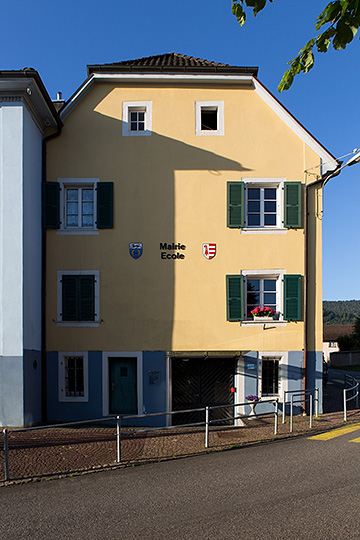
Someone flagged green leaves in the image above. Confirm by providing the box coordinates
[232,0,360,90]
[333,17,359,49]
[231,0,273,24]
[232,2,246,26]
[316,27,336,52]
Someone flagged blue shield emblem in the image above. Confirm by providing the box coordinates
[129,243,143,259]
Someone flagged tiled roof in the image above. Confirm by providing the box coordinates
[323,324,354,342]
[87,53,258,76]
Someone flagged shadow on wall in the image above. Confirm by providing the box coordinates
[50,98,251,350]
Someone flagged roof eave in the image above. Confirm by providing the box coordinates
[0,69,62,129]
[87,64,259,77]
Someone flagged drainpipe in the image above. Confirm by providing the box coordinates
[41,123,62,423]
[303,176,326,412]
[303,163,343,411]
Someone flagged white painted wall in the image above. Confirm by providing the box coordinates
[0,103,24,357]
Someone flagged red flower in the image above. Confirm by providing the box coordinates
[251,306,275,317]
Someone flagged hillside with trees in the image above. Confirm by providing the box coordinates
[323,300,360,325]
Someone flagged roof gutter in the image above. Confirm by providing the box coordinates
[87,64,259,76]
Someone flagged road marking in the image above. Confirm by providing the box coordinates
[350,437,360,443]
[309,423,360,441]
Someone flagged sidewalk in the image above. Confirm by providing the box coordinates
[1,407,360,486]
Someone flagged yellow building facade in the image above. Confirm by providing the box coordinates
[44,54,336,425]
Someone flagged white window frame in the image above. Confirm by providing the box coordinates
[258,352,287,400]
[58,178,99,235]
[57,270,100,327]
[195,101,224,136]
[122,101,152,136]
[242,178,286,234]
[241,269,286,326]
[102,351,143,417]
[58,351,89,403]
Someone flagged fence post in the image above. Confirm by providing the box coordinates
[205,407,209,448]
[343,389,347,422]
[315,388,319,418]
[309,394,313,428]
[116,416,121,463]
[282,393,286,424]
[3,428,9,482]
[290,395,293,433]
[274,400,278,435]
[356,381,359,409]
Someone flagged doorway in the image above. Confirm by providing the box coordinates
[109,357,138,415]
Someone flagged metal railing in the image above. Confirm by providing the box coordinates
[116,399,279,460]
[282,388,319,432]
[204,399,279,448]
[289,392,315,433]
[2,416,114,482]
[343,374,359,422]
[2,399,279,482]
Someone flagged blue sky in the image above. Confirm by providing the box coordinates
[2,0,359,300]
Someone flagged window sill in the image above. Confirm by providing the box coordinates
[241,320,287,327]
[57,229,99,235]
[122,130,152,137]
[241,228,287,235]
[196,130,223,136]
[58,396,89,403]
[56,321,100,328]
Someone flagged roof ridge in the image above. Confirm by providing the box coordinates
[97,52,230,68]
[87,53,258,76]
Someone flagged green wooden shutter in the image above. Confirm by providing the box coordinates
[42,182,60,229]
[97,182,113,229]
[226,275,243,321]
[283,274,302,321]
[62,275,95,321]
[284,182,302,228]
[227,182,244,228]
[62,275,79,321]
[79,275,95,321]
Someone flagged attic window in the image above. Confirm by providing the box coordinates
[196,101,224,136]
[201,107,218,131]
[122,101,152,137]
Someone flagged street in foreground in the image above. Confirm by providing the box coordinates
[1,423,360,540]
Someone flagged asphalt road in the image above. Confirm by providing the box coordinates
[1,423,360,540]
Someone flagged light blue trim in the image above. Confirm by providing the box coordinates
[45,349,321,426]
[0,356,24,426]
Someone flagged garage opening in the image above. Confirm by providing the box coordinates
[171,356,236,426]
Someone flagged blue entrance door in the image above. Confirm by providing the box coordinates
[109,357,137,415]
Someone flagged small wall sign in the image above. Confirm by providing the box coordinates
[148,370,161,386]
[202,243,216,259]
[129,243,143,259]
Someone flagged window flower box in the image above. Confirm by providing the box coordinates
[251,306,276,321]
